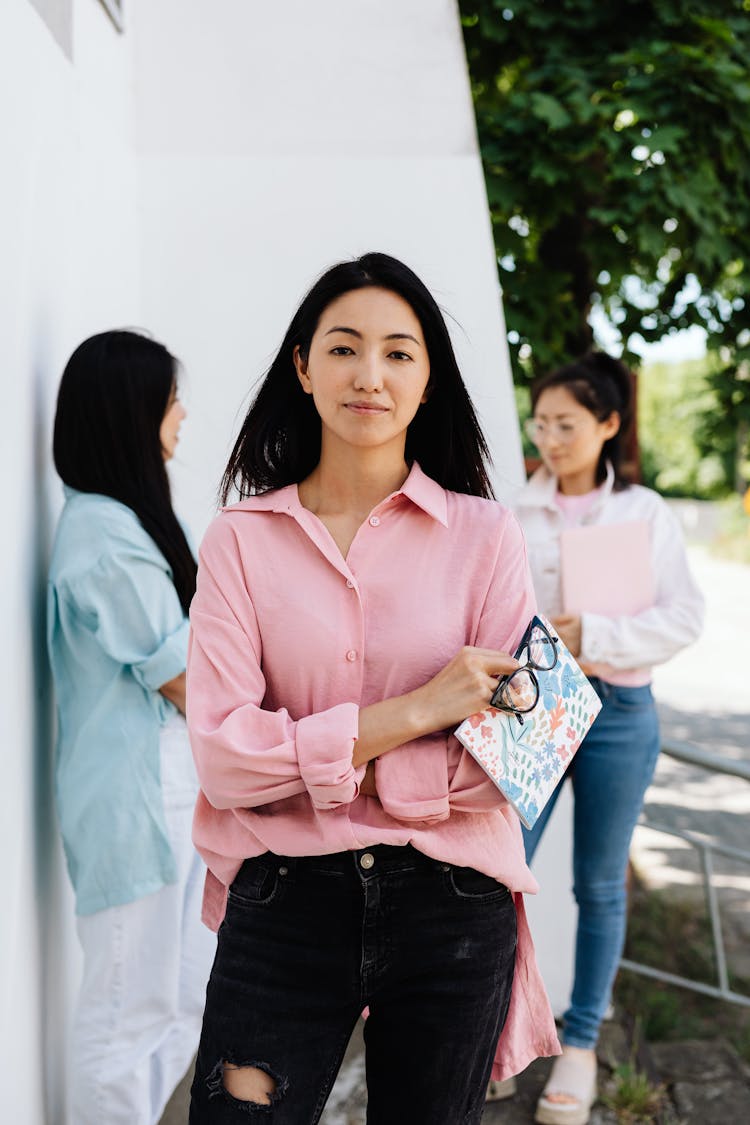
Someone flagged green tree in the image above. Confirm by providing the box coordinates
[638,356,727,496]
[459,0,750,400]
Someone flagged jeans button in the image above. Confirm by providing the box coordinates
[359,852,375,870]
[278,866,288,876]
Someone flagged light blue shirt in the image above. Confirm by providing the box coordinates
[47,488,190,915]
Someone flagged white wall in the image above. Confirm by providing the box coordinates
[1,2,142,1120]
[130,0,525,536]
[525,789,577,1018]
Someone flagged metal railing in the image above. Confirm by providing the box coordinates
[620,739,750,1008]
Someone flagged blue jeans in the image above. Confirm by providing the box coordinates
[189,844,517,1124]
[523,681,660,1049]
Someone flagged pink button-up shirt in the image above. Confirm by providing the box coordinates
[187,462,560,1078]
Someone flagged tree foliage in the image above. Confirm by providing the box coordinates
[458,0,750,399]
[638,357,726,496]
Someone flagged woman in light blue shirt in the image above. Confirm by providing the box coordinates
[48,330,214,1125]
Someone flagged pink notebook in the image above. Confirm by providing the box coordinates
[560,520,654,616]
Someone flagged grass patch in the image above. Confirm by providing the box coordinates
[614,879,750,1063]
[600,1060,666,1122]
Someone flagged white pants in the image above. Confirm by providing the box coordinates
[69,716,216,1125]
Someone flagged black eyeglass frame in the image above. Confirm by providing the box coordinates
[490,618,559,717]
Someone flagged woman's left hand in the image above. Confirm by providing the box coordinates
[551,614,582,657]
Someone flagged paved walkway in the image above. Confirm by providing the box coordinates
[162,538,750,1123]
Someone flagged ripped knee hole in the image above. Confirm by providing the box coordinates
[223,1062,277,1106]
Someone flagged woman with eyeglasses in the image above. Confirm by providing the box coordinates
[186,253,560,1123]
[48,331,215,1125]
[513,351,704,1125]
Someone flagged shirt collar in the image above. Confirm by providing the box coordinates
[225,461,449,527]
[519,460,615,511]
[225,484,298,515]
[396,462,449,526]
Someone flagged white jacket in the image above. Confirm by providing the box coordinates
[513,463,705,685]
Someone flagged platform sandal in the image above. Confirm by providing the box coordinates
[534,1046,597,1125]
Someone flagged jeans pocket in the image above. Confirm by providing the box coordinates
[444,864,511,902]
[608,685,654,713]
[227,857,283,908]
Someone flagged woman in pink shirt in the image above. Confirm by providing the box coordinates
[186,252,559,1124]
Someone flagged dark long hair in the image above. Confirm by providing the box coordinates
[53,330,197,613]
[221,252,494,502]
[530,351,634,491]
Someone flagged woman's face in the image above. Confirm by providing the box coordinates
[532,385,619,487]
[293,286,431,459]
[159,385,186,461]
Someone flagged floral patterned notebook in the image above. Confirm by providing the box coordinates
[454,614,602,829]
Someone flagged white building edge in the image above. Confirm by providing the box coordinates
[1,2,573,1119]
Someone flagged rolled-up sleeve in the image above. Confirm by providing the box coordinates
[131,620,190,691]
[81,546,188,690]
[187,517,363,813]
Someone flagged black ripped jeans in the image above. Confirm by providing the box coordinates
[189,844,517,1125]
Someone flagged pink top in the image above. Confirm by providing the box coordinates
[554,486,602,527]
[187,462,560,1079]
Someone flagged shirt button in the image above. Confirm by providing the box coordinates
[360,852,375,870]
[346,650,358,662]
[368,515,380,527]
[346,578,355,589]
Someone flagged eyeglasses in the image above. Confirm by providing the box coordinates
[491,619,559,721]
[524,418,584,445]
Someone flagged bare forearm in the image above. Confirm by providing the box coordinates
[353,646,520,767]
[159,671,186,714]
[353,692,428,766]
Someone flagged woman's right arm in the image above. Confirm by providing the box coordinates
[188,519,362,812]
[188,519,519,812]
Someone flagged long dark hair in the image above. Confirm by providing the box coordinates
[53,330,197,613]
[531,351,634,490]
[221,252,494,502]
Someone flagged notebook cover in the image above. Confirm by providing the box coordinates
[560,520,654,616]
[454,615,602,829]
